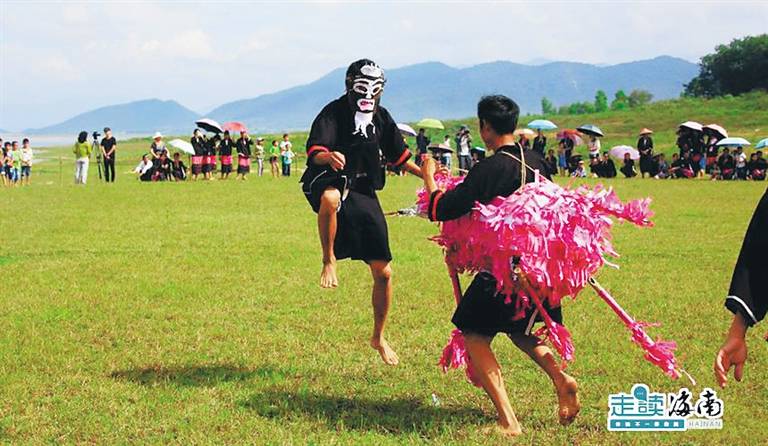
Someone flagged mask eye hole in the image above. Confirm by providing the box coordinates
[353,84,368,94]
[371,85,382,96]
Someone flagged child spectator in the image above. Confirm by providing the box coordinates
[280,133,292,176]
[9,141,22,186]
[734,146,747,180]
[282,145,295,176]
[255,138,265,177]
[171,152,187,181]
[269,140,281,178]
[20,139,33,185]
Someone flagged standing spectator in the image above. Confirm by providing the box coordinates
[133,154,153,181]
[692,132,706,177]
[532,129,546,156]
[268,139,281,178]
[203,134,219,180]
[100,127,117,183]
[150,132,168,166]
[734,146,748,180]
[73,131,92,184]
[282,144,295,176]
[544,149,558,177]
[190,129,206,181]
[705,134,720,174]
[637,129,654,178]
[556,139,567,176]
[219,130,234,179]
[20,138,33,186]
[747,151,767,180]
[415,128,430,166]
[587,135,601,161]
[620,152,636,178]
[457,127,472,175]
[236,130,252,180]
[560,135,574,173]
[717,147,735,180]
[9,141,22,186]
[255,137,265,177]
[280,133,292,176]
[518,134,530,151]
[2,141,11,187]
[600,152,617,178]
[171,152,187,181]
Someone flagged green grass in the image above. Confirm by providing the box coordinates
[3,96,768,444]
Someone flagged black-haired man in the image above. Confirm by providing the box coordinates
[300,59,423,365]
[100,127,117,182]
[421,95,579,436]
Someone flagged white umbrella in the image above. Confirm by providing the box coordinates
[679,121,703,132]
[397,123,417,137]
[609,145,640,161]
[716,137,751,147]
[514,128,535,137]
[169,139,195,155]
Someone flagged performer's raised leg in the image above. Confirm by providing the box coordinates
[369,260,398,365]
[318,187,340,288]
[463,332,522,437]
[509,332,580,425]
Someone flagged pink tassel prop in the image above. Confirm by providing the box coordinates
[419,174,684,381]
[588,278,681,379]
[438,329,482,387]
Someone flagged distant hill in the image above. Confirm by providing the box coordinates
[27,99,200,135]
[209,56,698,131]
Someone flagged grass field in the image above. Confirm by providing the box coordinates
[2,99,768,444]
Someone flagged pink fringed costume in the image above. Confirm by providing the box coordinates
[418,145,685,386]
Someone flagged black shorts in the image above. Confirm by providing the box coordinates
[221,164,233,174]
[237,165,250,174]
[191,164,202,175]
[301,169,391,262]
[453,272,563,338]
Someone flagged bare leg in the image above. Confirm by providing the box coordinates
[368,260,398,365]
[318,188,340,288]
[464,333,522,437]
[508,332,580,425]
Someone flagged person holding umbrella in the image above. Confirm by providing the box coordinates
[219,130,234,180]
[637,128,654,178]
[235,130,252,180]
[416,128,430,166]
[299,59,422,366]
[190,129,206,181]
[456,126,472,174]
[532,129,547,156]
[203,134,219,180]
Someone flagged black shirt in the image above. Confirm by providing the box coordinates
[416,133,430,154]
[428,144,551,222]
[191,136,206,156]
[532,136,547,155]
[101,136,117,156]
[637,136,653,155]
[236,137,251,157]
[305,96,410,190]
[219,138,234,156]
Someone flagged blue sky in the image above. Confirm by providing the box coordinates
[1,0,767,131]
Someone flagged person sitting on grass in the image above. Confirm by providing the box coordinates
[171,152,187,181]
[620,153,636,178]
[747,151,767,181]
[717,147,735,180]
[654,153,670,179]
[152,152,172,181]
[422,95,579,437]
[133,154,154,182]
[571,159,587,178]
[599,152,617,178]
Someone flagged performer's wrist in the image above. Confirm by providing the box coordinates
[728,312,749,339]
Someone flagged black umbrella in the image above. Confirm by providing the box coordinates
[577,124,604,137]
[195,118,224,134]
[428,144,454,154]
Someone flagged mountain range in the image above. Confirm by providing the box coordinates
[26,56,698,134]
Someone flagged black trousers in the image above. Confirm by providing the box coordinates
[104,158,116,182]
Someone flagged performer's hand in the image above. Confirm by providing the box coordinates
[714,313,749,388]
[330,151,346,171]
[422,157,437,178]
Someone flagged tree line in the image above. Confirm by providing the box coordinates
[684,34,767,98]
[540,89,653,115]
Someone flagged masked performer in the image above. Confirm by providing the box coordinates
[715,186,768,388]
[421,96,578,436]
[219,130,234,179]
[300,59,422,365]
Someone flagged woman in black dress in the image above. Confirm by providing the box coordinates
[637,129,654,178]
[715,187,768,388]
[219,130,234,179]
[235,131,252,180]
[300,59,422,366]
[190,129,206,181]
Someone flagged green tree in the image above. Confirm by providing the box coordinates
[541,97,555,115]
[628,89,653,108]
[610,90,629,110]
[685,34,768,97]
[594,90,608,112]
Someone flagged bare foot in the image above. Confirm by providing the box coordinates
[481,422,522,438]
[370,337,399,365]
[555,374,580,425]
[320,260,338,288]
